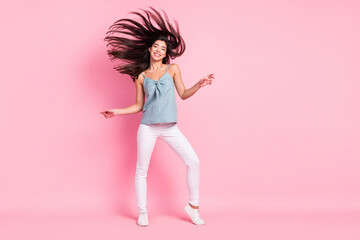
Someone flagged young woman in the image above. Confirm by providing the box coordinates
[100,7,214,227]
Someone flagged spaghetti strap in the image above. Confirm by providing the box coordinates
[141,72,146,77]
[166,64,169,72]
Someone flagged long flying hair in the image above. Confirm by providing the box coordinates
[104,7,186,82]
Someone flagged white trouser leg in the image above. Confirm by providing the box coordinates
[135,122,200,213]
[135,124,158,213]
[159,123,200,206]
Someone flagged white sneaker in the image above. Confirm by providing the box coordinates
[137,210,149,227]
[184,203,205,225]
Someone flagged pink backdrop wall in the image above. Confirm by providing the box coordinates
[1,0,359,216]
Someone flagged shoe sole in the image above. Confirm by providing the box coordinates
[137,223,149,227]
[137,220,149,227]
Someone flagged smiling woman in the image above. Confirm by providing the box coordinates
[103,7,186,82]
[100,6,214,227]
[152,41,166,59]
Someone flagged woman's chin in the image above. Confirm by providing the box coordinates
[151,57,163,61]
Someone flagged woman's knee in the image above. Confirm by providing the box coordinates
[187,155,200,169]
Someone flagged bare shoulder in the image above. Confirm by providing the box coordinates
[169,63,180,71]
[135,72,145,85]
[168,63,180,78]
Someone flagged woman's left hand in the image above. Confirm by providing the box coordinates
[197,74,215,87]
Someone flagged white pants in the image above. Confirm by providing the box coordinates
[135,122,200,213]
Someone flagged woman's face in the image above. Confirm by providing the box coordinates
[149,40,167,60]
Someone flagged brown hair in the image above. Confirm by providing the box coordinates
[104,7,186,81]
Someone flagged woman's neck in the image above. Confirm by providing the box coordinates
[148,60,165,71]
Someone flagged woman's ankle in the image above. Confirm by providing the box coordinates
[189,203,199,209]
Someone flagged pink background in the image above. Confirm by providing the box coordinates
[1,0,360,239]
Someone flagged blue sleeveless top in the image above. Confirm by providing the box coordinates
[140,64,178,124]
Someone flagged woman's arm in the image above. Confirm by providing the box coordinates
[172,64,214,100]
[115,75,145,115]
[100,73,145,118]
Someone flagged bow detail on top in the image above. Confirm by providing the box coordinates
[154,81,166,98]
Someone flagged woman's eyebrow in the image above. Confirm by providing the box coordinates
[154,43,166,48]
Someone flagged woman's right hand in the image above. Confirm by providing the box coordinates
[100,109,117,119]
